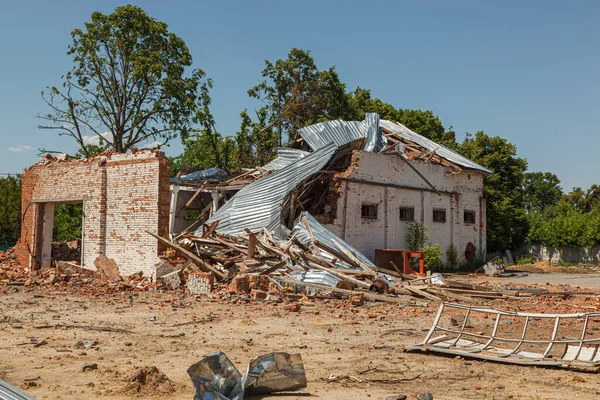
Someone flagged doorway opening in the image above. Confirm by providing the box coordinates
[35,201,84,269]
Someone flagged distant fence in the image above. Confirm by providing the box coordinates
[0,242,15,252]
[527,244,600,265]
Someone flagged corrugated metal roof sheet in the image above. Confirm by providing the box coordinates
[364,113,387,152]
[297,113,388,153]
[198,143,338,238]
[379,120,492,174]
[293,212,376,270]
[289,270,341,287]
[262,148,310,171]
[298,113,489,174]
[297,120,366,150]
[0,380,37,400]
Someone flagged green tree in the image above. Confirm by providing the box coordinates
[345,88,457,148]
[523,172,562,213]
[248,48,349,145]
[171,132,236,173]
[0,176,21,244]
[459,132,528,252]
[234,109,278,168]
[53,203,83,242]
[39,5,213,157]
[396,109,457,150]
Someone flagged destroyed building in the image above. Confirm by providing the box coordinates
[15,113,490,276]
[14,151,170,276]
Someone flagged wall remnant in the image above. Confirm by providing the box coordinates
[14,150,170,276]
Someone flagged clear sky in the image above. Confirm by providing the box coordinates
[0,1,597,191]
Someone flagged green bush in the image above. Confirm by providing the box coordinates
[446,244,458,269]
[515,253,535,265]
[423,244,443,271]
[527,209,600,248]
[407,221,428,251]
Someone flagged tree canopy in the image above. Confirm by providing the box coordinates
[247,48,350,145]
[459,132,528,252]
[523,171,562,213]
[39,5,213,157]
[0,176,21,244]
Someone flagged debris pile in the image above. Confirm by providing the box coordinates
[123,366,178,396]
[51,239,81,262]
[149,214,571,306]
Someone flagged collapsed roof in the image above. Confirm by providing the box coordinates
[198,113,490,238]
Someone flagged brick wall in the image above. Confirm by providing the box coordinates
[14,150,170,276]
[324,150,487,263]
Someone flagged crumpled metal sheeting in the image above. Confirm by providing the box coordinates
[197,143,337,238]
[379,120,492,174]
[0,380,37,400]
[293,212,376,270]
[289,270,341,288]
[298,120,366,151]
[187,352,244,400]
[363,112,387,152]
[243,352,307,395]
[298,113,386,153]
[262,148,310,171]
[187,352,307,400]
[170,168,230,185]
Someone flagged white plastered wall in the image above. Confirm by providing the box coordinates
[324,151,486,263]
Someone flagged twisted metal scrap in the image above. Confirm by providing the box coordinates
[187,352,307,400]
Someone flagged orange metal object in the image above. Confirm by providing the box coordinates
[374,249,425,276]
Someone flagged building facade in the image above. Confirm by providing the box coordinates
[322,150,487,264]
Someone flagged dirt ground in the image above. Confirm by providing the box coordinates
[1,278,600,400]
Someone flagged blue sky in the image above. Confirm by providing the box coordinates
[0,1,597,191]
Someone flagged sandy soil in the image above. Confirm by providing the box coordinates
[1,282,600,400]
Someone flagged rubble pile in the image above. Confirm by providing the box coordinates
[122,366,178,396]
[0,229,580,304]
[0,247,26,281]
[147,217,573,306]
[51,239,81,262]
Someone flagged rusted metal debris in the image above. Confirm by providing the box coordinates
[406,302,600,370]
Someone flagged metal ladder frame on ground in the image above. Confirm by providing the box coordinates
[406,302,600,370]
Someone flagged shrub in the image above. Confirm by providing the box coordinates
[423,244,443,271]
[515,253,535,266]
[446,244,458,269]
[407,222,428,251]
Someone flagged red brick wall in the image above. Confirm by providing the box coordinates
[14,151,170,276]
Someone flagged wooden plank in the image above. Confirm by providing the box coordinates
[331,238,373,272]
[225,168,257,183]
[278,276,422,306]
[254,237,287,258]
[147,231,226,280]
[213,235,249,256]
[372,266,403,279]
[314,240,361,269]
[201,220,219,238]
[302,215,322,256]
[259,261,288,275]
[405,286,442,302]
[427,287,475,303]
[303,256,371,289]
[247,232,257,259]
[184,185,205,208]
